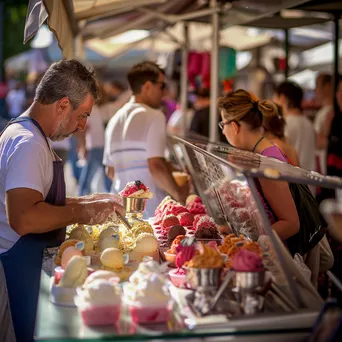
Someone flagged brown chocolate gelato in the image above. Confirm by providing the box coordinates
[195,226,221,240]
[167,225,186,244]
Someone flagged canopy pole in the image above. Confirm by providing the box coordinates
[333,13,340,108]
[75,20,86,61]
[0,1,4,83]
[284,28,289,79]
[209,0,219,142]
[180,22,189,137]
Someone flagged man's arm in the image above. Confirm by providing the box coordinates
[6,188,124,236]
[148,157,188,203]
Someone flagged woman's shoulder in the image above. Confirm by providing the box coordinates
[261,144,288,163]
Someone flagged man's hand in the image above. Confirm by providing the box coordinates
[6,188,125,236]
[78,199,125,225]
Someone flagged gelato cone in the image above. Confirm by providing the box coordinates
[172,172,189,187]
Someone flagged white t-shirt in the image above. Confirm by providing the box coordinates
[103,99,167,217]
[86,105,105,150]
[284,114,316,171]
[0,120,53,254]
[314,105,332,175]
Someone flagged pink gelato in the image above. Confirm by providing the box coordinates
[169,204,188,216]
[175,243,196,269]
[186,201,206,215]
[162,215,180,229]
[195,215,218,230]
[178,212,194,226]
[232,248,264,272]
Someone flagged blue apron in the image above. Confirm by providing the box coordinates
[0,117,66,342]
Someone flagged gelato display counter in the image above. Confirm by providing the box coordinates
[34,137,342,341]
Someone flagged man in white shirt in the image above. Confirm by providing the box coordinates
[273,81,316,172]
[314,73,333,175]
[104,61,189,217]
[0,60,124,342]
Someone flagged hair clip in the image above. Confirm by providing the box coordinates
[252,101,259,110]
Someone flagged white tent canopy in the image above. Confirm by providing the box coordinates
[25,0,312,59]
[302,38,342,70]
[86,23,273,59]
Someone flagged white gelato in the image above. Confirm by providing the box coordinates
[129,258,167,285]
[78,279,121,307]
[124,273,170,307]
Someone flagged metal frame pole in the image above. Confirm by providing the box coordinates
[75,21,86,61]
[0,1,4,83]
[209,0,219,142]
[180,22,189,137]
[284,28,290,79]
[333,13,340,111]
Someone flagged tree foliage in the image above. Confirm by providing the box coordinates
[3,0,30,61]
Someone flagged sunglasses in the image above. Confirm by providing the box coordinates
[152,81,167,91]
[218,120,240,129]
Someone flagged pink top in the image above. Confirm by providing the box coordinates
[261,145,288,163]
[256,145,289,225]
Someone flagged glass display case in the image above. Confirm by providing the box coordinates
[34,136,342,341]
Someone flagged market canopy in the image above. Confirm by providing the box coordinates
[25,0,314,59]
[86,23,274,59]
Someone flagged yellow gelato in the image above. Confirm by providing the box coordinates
[69,225,94,254]
[100,248,124,271]
[132,221,154,238]
[59,256,88,288]
[134,233,158,254]
[99,236,121,252]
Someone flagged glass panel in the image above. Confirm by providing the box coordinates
[170,136,324,311]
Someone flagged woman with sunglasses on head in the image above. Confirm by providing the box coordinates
[217,89,300,241]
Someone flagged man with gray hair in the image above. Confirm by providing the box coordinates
[0,59,124,342]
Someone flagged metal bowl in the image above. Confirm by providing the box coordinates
[122,197,147,214]
[235,271,265,291]
[185,267,222,290]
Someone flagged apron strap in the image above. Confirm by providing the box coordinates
[1,117,57,160]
